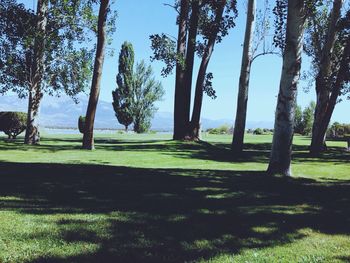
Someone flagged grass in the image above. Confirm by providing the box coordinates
[0,133,349,262]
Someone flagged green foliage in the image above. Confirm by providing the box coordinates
[206,124,230,135]
[133,61,165,133]
[0,0,106,100]
[253,128,264,135]
[150,0,238,97]
[0,111,26,139]
[294,101,316,136]
[327,122,350,138]
[112,41,134,131]
[78,116,86,134]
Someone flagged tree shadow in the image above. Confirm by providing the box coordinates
[0,162,349,262]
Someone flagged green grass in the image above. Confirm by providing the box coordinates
[0,133,349,262]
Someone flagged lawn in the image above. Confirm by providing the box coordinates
[0,133,349,262]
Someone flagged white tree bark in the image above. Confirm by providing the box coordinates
[24,0,48,145]
[231,0,256,153]
[267,0,306,176]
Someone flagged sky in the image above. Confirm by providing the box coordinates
[18,0,349,123]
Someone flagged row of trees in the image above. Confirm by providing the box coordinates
[1,0,349,175]
[154,0,349,176]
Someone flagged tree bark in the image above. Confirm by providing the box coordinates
[310,0,343,154]
[24,0,48,145]
[189,0,226,140]
[173,0,189,140]
[82,0,109,150]
[267,0,306,176]
[231,0,256,154]
[182,0,200,139]
[311,36,350,153]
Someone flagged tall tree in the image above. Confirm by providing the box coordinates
[267,0,307,176]
[132,61,165,133]
[173,0,189,140]
[150,0,237,140]
[305,0,346,154]
[83,0,110,150]
[112,41,134,131]
[231,0,278,153]
[24,0,48,144]
[0,0,97,144]
[188,0,237,139]
[231,0,256,153]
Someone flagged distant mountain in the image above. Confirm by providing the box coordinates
[0,95,273,130]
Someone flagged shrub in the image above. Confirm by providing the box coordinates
[253,128,264,135]
[207,124,230,135]
[0,111,27,139]
[78,116,86,134]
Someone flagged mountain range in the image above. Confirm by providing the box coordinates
[0,95,273,130]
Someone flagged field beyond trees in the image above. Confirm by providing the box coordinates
[0,133,349,262]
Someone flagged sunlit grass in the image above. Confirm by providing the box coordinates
[0,133,349,262]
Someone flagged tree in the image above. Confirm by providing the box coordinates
[303,1,349,154]
[112,41,134,131]
[150,0,237,140]
[132,61,165,133]
[231,0,256,153]
[294,104,303,134]
[83,0,110,150]
[294,101,316,135]
[188,0,238,139]
[302,101,316,135]
[267,0,307,176]
[231,0,279,153]
[0,0,97,144]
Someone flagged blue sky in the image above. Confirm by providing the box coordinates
[19,0,349,123]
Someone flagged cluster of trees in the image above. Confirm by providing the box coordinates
[151,0,349,176]
[112,42,164,133]
[0,0,119,150]
[327,122,350,138]
[0,0,349,176]
[294,101,316,135]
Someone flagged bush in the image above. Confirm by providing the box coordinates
[207,124,230,135]
[327,122,350,138]
[253,128,264,135]
[78,116,86,134]
[0,111,27,139]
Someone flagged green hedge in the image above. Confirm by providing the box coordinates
[78,116,86,134]
[0,112,27,139]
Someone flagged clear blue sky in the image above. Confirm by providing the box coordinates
[19,0,349,123]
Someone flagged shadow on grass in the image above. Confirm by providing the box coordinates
[1,136,349,166]
[0,162,349,262]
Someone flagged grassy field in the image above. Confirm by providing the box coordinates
[0,133,349,262]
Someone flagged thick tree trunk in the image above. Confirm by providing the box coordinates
[182,0,200,139]
[189,0,226,140]
[267,0,306,176]
[231,0,256,154]
[173,0,189,140]
[310,0,342,154]
[24,0,48,145]
[311,36,350,153]
[82,0,109,150]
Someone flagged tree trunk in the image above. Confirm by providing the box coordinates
[173,0,189,140]
[24,0,48,145]
[182,0,200,139]
[231,0,256,154]
[312,36,350,153]
[189,0,226,140]
[267,0,306,176]
[82,0,109,150]
[310,0,342,154]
